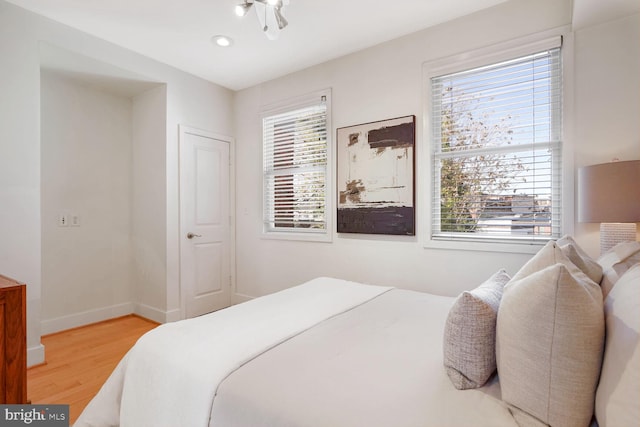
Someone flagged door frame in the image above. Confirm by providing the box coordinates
[178,124,236,320]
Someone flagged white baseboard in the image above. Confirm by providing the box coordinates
[134,303,176,324]
[40,302,135,335]
[27,343,45,368]
[232,292,254,305]
[164,308,181,323]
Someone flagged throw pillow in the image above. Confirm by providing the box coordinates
[598,241,640,297]
[443,269,510,390]
[510,240,595,285]
[595,263,640,427]
[496,263,604,427]
[557,235,603,284]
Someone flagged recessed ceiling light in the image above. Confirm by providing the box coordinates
[211,35,233,47]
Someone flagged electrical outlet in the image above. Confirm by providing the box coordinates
[70,214,81,227]
[58,214,69,227]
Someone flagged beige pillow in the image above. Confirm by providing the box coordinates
[595,263,640,427]
[557,235,603,284]
[496,262,604,427]
[510,240,594,285]
[598,241,640,297]
[443,269,510,390]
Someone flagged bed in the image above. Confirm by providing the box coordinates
[74,237,640,427]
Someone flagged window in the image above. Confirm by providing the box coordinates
[429,37,562,246]
[262,90,331,240]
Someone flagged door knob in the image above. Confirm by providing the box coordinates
[187,232,202,239]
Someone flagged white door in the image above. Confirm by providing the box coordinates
[179,126,231,318]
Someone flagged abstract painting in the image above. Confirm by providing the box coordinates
[337,115,415,235]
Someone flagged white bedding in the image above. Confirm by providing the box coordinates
[75,277,392,427]
[211,288,518,427]
[75,277,518,427]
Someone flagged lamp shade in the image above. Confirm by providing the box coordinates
[578,160,640,223]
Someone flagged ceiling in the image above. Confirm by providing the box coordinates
[6,0,639,91]
[6,0,509,91]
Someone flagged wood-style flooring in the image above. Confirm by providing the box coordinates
[27,315,158,424]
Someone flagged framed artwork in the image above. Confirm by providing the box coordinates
[336,115,415,235]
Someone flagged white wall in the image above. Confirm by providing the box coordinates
[40,71,134,333]
[132,85,169,322]
[1,1,46,364]
[233,0,640,300]
[0,0,233,365]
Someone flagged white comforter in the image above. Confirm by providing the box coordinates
[211,287,518,427]
[76,277,519,427]
[74,277,392,427]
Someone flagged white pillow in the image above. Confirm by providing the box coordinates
[510,240,593,285]
[557,235,603,284]
[497,241,605,427]
[595,263,640,427]
[597,241,640,297]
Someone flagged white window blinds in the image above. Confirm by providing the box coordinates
[263,97,328,234]
[431,40,562,244]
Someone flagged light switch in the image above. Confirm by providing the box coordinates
[71,214,81,227]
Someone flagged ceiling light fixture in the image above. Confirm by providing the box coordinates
[211,35,233,47]
[235,0,290,40]
[234,2,252,17]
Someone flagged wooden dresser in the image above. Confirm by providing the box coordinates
[0,274,27,404]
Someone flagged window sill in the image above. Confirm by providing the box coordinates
[262,230,333,243]
[424,237,545,254]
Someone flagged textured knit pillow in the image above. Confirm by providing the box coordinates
[596,263,640,427]
[443,269,510,390]
[557,235,603,284]
[496,263,604,427]
[598,241,640,297]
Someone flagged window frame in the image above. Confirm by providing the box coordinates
[261,89,333,242]
[422,31,571,254]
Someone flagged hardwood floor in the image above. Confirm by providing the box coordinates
[27,315,158,424]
